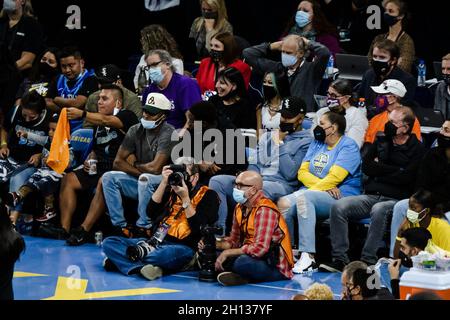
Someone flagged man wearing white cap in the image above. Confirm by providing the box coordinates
[364,79,422,144]
[102,92,176,238]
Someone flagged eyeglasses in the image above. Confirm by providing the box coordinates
[147,61,163,68]
[233,182,253,190]
[327,92,343,99]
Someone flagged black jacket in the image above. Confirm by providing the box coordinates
[362,134,426,199]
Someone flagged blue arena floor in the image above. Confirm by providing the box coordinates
[13,236,343,300]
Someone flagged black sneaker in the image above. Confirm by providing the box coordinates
[319,260,347,273]
[103,258,119,272]
[38,223,70,240]
[217,272,249,286]
[66,226,89,246]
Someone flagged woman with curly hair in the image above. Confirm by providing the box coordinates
[133,24,184,90]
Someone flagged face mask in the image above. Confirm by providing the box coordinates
[3,0,17,12]
[263,85,277,101]
[313,125,327,142]
[375,95,389,112]
[326,98,340,108]
[141,116,163,130]
[233,188,247,204]
[383,121,398,138]
[148,66,164,84]
[295,10,311,28]
[372,59,391,78]
[443,74,450,86]
[209,49,223,62]
[202,11,218,19]
[113,108,120,116]
[39,62,57,77]
[280,122,296,134]
[399,250,413,268]
[407,208,427,224]
[383,12,400,27]
[282,53,298,68]
[438,133,450,149]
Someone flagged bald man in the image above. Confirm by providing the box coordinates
[203,171,295,286]
[243,34,331,112]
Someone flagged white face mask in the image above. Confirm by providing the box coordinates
[113,101,120,116]
[406,208,427,224]
[3,0,17,12]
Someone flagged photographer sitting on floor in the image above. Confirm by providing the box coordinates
[102,157,219,281]
[199,171,294,286]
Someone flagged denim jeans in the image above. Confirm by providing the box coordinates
[282,190,337,253]
[209,175,293,234]
[330,195,397,264]
[102,236,194,276]
[102,171,162,229]
[390,199,409,257]
[9,167,37,212]
[230,255,287,283]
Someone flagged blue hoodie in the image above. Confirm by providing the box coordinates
[248,129,313,190]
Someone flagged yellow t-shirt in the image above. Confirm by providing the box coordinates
[427,218,450,252]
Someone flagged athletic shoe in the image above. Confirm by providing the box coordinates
[35,207,57,222]
[292,252,318,274]
[38,223,69,240]
[217,272,249,286]
[66,226,89,246]
[319,260,346,273]
[140,264,163,281]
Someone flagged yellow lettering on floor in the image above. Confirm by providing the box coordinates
[14,272,47,278]
[43,277,181,300]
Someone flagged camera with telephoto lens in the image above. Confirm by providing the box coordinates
[168,164,189,187]
[198,225,223,282]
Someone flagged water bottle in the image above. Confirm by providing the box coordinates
[327,55,334,77]
[358,97,367,117]
[137,66,148,94]
[417,59,426,87]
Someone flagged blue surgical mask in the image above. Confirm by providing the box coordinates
[3,0,17,12]
[282,53,298,68]
[295,10,310,28]
[141,118,159,130]
[148,66,164,84]
[233,188,247,204]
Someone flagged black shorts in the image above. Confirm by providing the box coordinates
[74,169,102,190]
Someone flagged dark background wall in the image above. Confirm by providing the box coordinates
[31,0,450,73]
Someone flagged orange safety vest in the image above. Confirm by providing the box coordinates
[164,186,209,240]
[235,198,294,268]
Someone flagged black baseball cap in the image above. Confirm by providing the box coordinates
[279,96,307,119]
[95,64,122,84]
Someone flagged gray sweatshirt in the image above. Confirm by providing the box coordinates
[434,81,450,120]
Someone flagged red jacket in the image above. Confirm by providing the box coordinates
[196,57,251,94]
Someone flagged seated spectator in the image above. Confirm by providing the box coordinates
[15,48,59,107]
[284,0,341,57]
[203,171,293,286]
[209,97,312,235]
[278,111,362,273]
[85,64,142,126]
[0,91,50,225]
[368,0,415,73]
[101,93,175,238]
[0,205,25,300]
[321,106,426,271]
[358,39,415,106]
[348,267,395,300]
[4,113,75,223]
[340,261,367,300]
[434,54,450,120]
[389,227,433,299]
[46,47,98,132]
[243,35,330,112]
[364,79,421,143]
[256,72,290,135]
[312,79,368,148]
[142,49,202,129]
[134,24,184,91]
[38,85,138,240]
[390,122,450,256]
[196,32,251,94]
[189,0,233,59]
[102,158,219,281]
[304,283,334,300]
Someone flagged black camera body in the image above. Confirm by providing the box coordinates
[198,225,223,282]
[168,164,189,187]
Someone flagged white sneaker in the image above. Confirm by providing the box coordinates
[292,252,318,274]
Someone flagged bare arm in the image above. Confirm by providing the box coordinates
[66,108,124,130]
[54,95,88,110]
[112,146,142,178]
[16,52,36,71]
[135,153,169,175]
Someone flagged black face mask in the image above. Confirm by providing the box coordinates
[384,121,398,138]
[39,62,57,78]
[443,74,450,86]
[399,250,413,268]
[263,85,278,101]
[202,11,218,19]
[372,60,391,78]
[383,12,400,27]
[438,134,450,149]
[280,122,296,134]
[313,125,327,142]
[210,49,223,62]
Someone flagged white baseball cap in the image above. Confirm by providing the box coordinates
[143,92,173,114]
[371,79,407,98]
